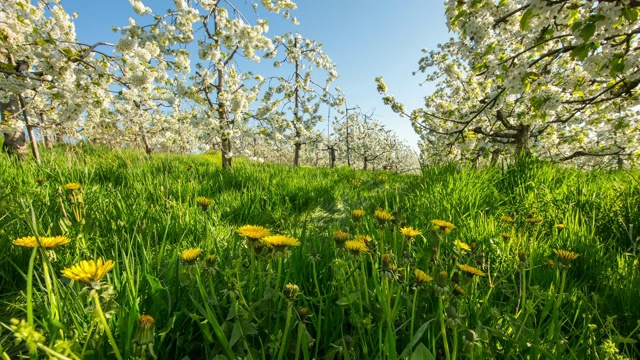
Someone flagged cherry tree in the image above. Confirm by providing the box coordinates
[1,0,113,162]
[378,0,640,166]
[255,32,343,166]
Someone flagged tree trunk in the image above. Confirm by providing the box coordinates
[328,146,336,168]
[514,124,531,158]
[221,137,232,168]
[294,142,301,167]
[141,131,152,155]
[363,156,368,171]
[18,94,40,164]
[1,94,27,158]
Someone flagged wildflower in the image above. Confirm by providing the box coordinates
[463,329,481,350]
[61,258,115,284]
[553,249,580,269]
[196,196,213,211]
[34,178,46,186]
[203,254,218,269]
[181,248,201,264]
[446,305,463,327]
[132,314,156,358]
[262,235,301,251]
[458,264,486,277]
[333,230,349,245]
[374,208,395,224]
[452,283,465,296]
[453,239,471,252]
[435,271,449,296]
[12,236,71,249]
[414,269,433,286]
[297,307,309,320]
[517,250,528,267]
[432,219,455,234]
[351,209,365,222]
[63,183,82,191]
[400,226,422,239]
[344,240,368,255]
[501,215,514,223]
[237,225,271,240]
[353,234,372,243]
[500,233,512,240]
[283,283,299,301]
[555,224,566,230]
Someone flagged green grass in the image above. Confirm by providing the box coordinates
[1,144,639,359]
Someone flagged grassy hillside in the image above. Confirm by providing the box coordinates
[1,145,639,359]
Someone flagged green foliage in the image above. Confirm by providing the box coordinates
[1,145,639,358]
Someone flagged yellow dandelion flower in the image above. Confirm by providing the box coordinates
[458,264,486,277]
[34,178,46,185]
[500,233,512,240]
[237,225,271,240]
[181,248,201,264]
[382,253,392,265]
[63,183,82,191]
[555,224,566,230]
[553,249,580,267]
[414,269,433,285]
[61,258,115,284]
[452,283,465,296]
[196,196,213,210]
[432,219,456,234]
[453,239,471,252]
[12,236,71,249]
[501,215,514,223]
[344,240,369,254]
[353,234,372,243]
[374,208,395,224]
[333,230,349,243]
[525,217,543,224]
[283,283,300,301]
[262,235,301,250]
[400,226,422,238]
[351,209,365,222]
[203,254,218,269]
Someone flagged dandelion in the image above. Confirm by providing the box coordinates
[500,233,512,240]
[525,217,543,224]
[12,236,71,249]
[283,283,299,301]
[374,208,395,224]
[432,219,455,234]
[400,226,422,239]
[453,239,471,252]
[132,314,156,358]
[518,249,527,264]
[63,183,82,191]
[458,264,486,277]
[435,271,449,296]
[501,215,514,223]
[553,249,580,269]
[34,178,46,186]
[297,307,309,320]
[203,254,218,269]
[414,269,433,286]
[353,234,372,243]
[262,235,300,251]
[61,258,115,284]
[555,224,566,230]
[452,283,465,296]
[196,196,213,211]
[333,230,349,246]
[237,225,271,240]
[181,248,201,264]
[546,259,555,270]
[344,240,368,255]
[351,209,365,222]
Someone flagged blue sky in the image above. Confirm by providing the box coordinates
[64,1,450,149]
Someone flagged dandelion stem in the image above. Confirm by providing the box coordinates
[410,289,419,341]
[91,292,123,360]
[277,304,294,360]
[438,296,451,360]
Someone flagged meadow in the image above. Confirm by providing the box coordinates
[1,145,639,359]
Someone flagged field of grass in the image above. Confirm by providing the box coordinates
[1,145,639,359]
